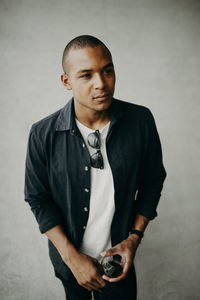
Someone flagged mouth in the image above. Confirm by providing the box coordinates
[93,93,110,101]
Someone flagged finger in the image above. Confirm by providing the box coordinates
[121,254,126,267]
[102,260,131,283]
[121,258,131,275]
[102,272,127,283]
[96,276,107,288]
[83,281,99,291]
[91,280,104,290]
[101,247,120,257]
[82,283,93,291]
[102,274,113,282]
[95,261,105,275]
[80,279,98,291]
[88,278,105,291]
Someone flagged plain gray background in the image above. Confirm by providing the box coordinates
[0,0,199,299]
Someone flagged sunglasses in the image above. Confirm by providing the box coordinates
[87,130,104,169]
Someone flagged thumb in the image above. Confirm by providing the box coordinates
[100,248,118,257]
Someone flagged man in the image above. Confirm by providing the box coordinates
[24,35,166,300]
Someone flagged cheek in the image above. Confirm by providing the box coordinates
[71,82,82,93]
[73,83,91,96]
[108,77,115,88]
[80,82,92,92]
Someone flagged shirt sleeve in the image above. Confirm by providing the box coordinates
[135,108,167,220]
[24,126,64,233]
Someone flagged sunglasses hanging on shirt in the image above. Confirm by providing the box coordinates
[87,130,104,169]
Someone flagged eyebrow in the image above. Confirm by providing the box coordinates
[77,62,114,74]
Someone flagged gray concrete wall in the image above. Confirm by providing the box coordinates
[0,0,199,299]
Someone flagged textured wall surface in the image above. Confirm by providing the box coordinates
[0,0,199,299]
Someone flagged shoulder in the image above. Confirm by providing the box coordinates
[29,107,62,140]
[112,97,153,121]
[28,97,70,145]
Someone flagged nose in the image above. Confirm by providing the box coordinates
[94,73,105,89]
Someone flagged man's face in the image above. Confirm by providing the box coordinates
[61,45,116,112]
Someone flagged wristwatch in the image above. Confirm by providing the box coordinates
[129,228,144,242]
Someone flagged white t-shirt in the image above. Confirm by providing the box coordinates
[75,117,115,262]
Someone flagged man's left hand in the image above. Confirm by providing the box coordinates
[100,235,140,283]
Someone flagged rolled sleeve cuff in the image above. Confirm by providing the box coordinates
[137,209,158,221]
[39,218,64,234]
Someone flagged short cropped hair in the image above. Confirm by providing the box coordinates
[62,35,112,73]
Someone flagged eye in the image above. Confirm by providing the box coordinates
[104,68,113,75]
[80,73,91,79]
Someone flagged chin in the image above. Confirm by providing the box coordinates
[95,100,112,111]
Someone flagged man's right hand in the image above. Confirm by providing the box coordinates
[45,225,106,291]
[64,251,107,291]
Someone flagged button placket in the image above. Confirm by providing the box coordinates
[79,135,90,235]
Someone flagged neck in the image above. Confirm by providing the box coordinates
[74,100,111,130]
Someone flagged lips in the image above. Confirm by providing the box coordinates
[93,93,109,100]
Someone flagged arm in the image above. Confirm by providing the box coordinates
[131,212,149,232]
[135,108,167,220]
[24,126,64,233]
[102,109,166,283]
[101,213,149,283]
[45,224,78,262]
[24,127,106,291]
[45,225,106,291]
[127,213,149,243]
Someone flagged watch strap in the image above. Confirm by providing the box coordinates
[129,228,144,239]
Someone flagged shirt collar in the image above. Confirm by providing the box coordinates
[55,97,123,134]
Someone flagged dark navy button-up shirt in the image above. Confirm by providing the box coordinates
[24,97,166,280]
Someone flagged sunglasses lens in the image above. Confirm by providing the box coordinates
[87,132,101,149]
[87,130,103,169]
[90,151,104,169]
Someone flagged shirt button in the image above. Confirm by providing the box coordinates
[84,207,88,212]
[84,166,89,171]
[82,143,85,147]
[84,188,89,192]
[83,226,86,230]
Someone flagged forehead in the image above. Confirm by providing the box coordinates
[67,46,113,74]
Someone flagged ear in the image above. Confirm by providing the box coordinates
[61,73,72,90]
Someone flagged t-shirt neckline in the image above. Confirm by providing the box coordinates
[75,117,111,134]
